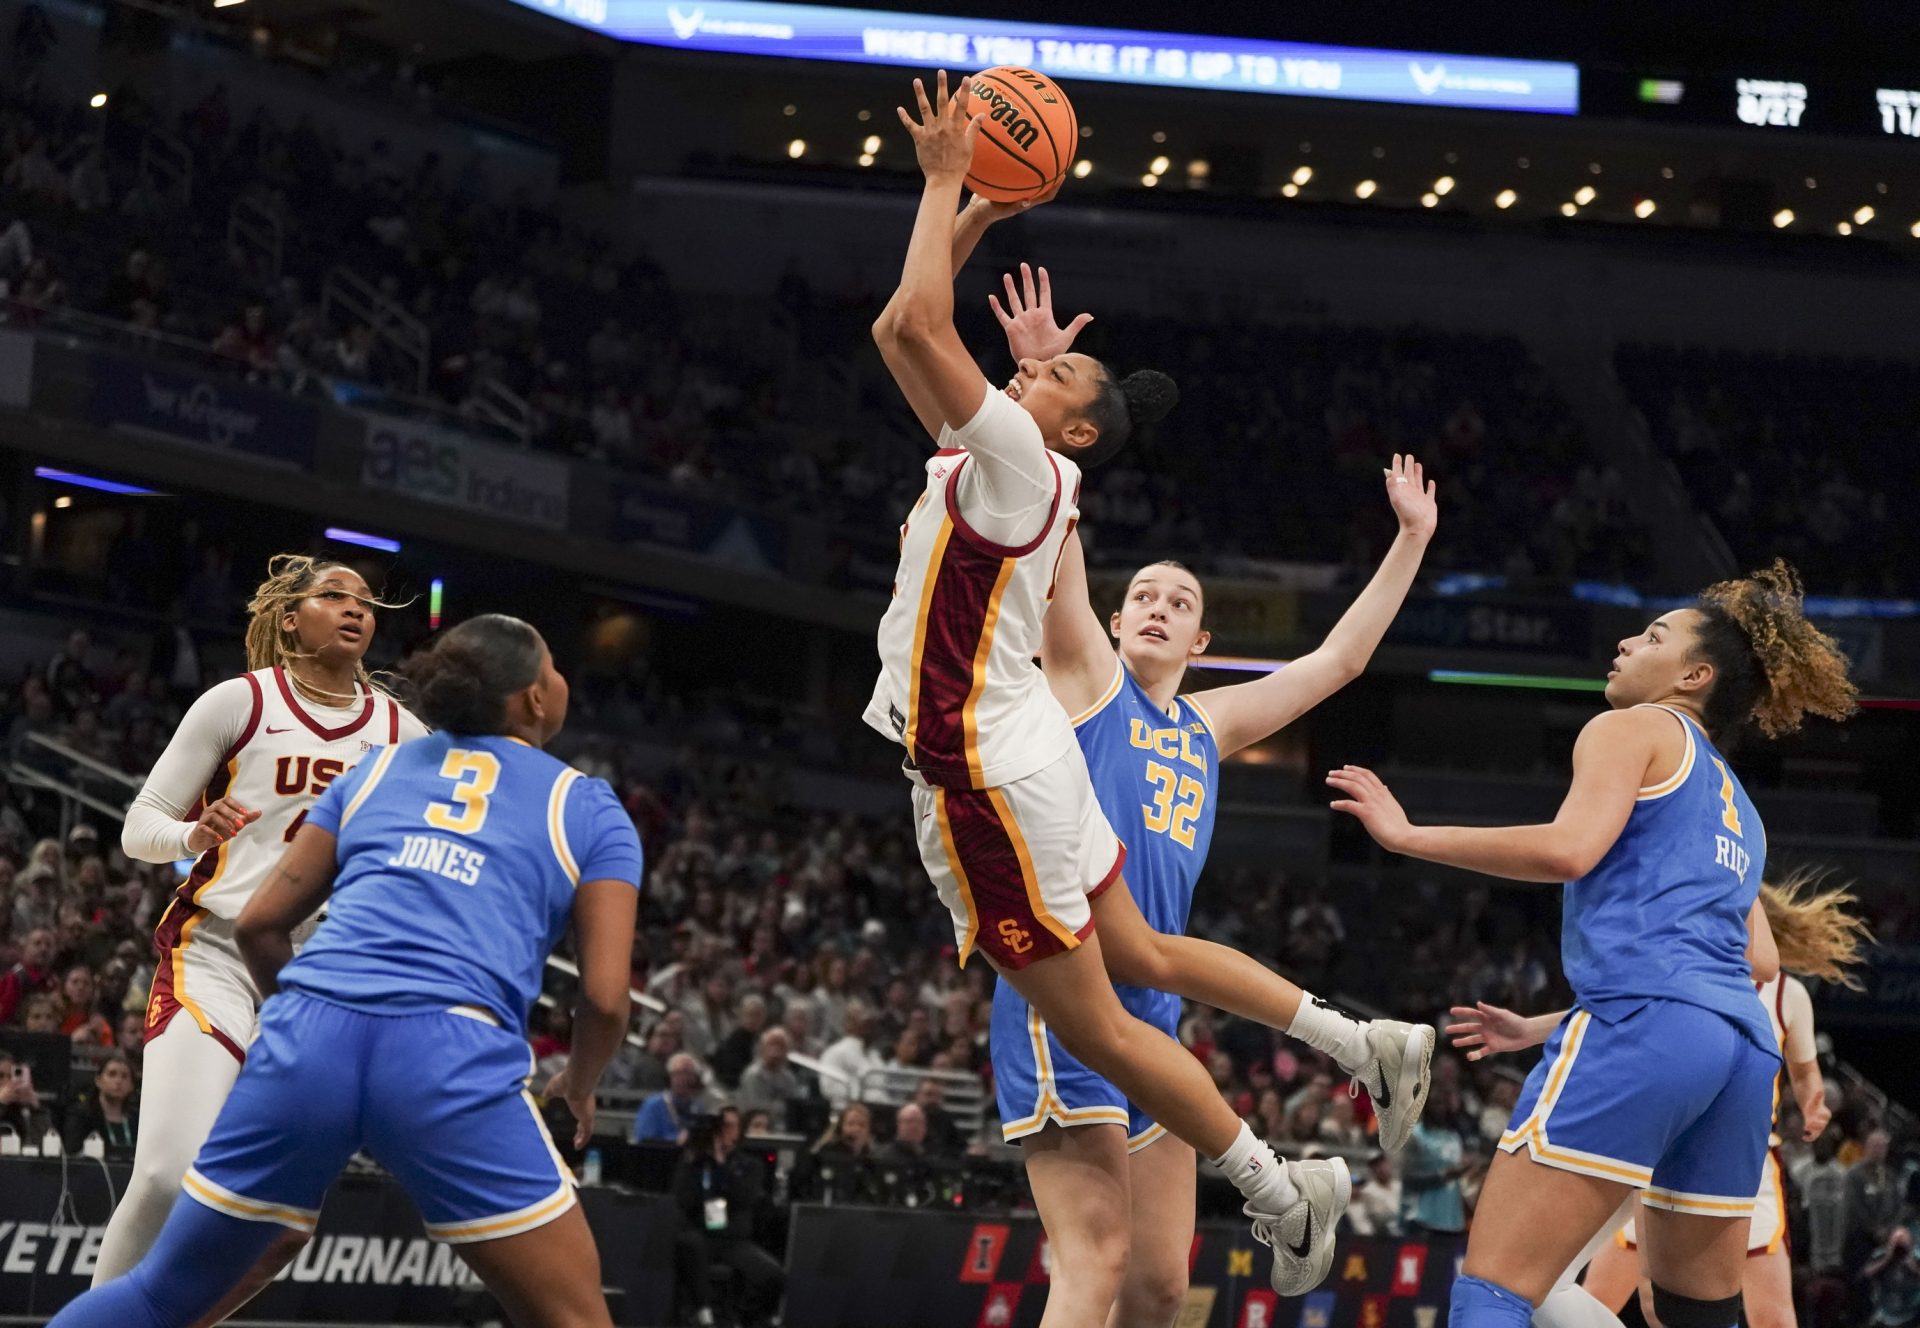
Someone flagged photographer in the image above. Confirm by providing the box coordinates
[673,1105,784,1328]
[0,1047,55,1145]
[789,1102,878,1204]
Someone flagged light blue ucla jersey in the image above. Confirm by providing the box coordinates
[284,732,643,1029]
[1563,704,1773,1052]
[994,659,1219,1032]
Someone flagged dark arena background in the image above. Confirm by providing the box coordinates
[2,0,1919,1324]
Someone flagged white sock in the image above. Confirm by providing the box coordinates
[1535,1286,1628,1328]
[1287,992,1373,1073]
[1212,1122,1300,1212]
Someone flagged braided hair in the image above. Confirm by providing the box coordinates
[243,554,406,703]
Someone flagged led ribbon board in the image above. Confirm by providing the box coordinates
[509,1,1579,113]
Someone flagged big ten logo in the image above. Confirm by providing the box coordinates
[363,426,461,500]
[996,918,1034,956]
[1227,1248,1255,1278]
[1392,1243,1429,1296]
[1299,1290,1337,1328]
[1024,1232,1051,1284]
[1358,1294,1390,1328]
[974,1284,1024,1328]
[1342,1251,1370,1282]
[275,756,347,797]
[958,1223,1009,1284]
[1415,1308,1440,1328]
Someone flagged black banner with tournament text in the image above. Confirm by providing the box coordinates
[784,1203,1463,1328]
[0,1159,674,1324]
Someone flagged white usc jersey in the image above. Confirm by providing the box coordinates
[183,667,427,919]
[864,390,1082,791]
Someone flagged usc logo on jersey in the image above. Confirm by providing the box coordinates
[997,918,1034,955]
[273,756,348,797]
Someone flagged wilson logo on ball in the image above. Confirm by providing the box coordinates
[970,79,1042,152]
[966,66,1078,204]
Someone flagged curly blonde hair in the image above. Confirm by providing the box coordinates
[1760,866,1874,989]
[1692,559,1858,740]
[243,554,406,702]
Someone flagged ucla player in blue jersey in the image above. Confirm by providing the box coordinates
[50,615,643,1328]
[988,269,1442,1324]
[1327,560,1857,1328]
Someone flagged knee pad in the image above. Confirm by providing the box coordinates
[1450,1274,1535,1328]
[1651,1284,1741,1328]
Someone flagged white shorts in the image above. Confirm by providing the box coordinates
[145,901,260,1064]
[1617,1148,1787,1255]
[909,744,1126,971]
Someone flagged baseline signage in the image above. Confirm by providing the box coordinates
[90,353,316,469]
[360,413,571,530]
[506,1,1579,114]
[0,1160,674,1324]
[784,1202,1463,1328]
[610,476,788,570]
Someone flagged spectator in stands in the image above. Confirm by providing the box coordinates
[0,1047,54,1144]
[21,991,60,1033]
[672,1104,784,1328]
[614,1018,680,1094]
[1399,1081,1473,1236]
[1851,1128,1902,1247]
[711,992,769,1090]
[790,1101,877,1203]
[817,1000,875,1109]
[1864,1228,1920,1328]
[102,249,160,323]
[735,1028,802,1132]
[1796,1131,1851,1328]
[879,1103,930,1165]
[632,1052,710,1145]
[909,1077,963,1156]
[781,1004,818,1060]
[1348,1152,1403,1237]
[679,969,734,1060]
[58,962,110,1044]
[114,1010,145,1067]
[0,924,55,1022]
[63,1050,137,1157]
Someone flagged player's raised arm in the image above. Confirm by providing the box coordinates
[1327,705,1663,882]
[870,73,992,440]
[1191,455,1437,757]
[1040,531,1123,717]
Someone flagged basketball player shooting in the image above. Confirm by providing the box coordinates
[864,71,1351,1299]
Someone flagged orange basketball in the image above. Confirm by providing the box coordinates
[965,66,1077,202]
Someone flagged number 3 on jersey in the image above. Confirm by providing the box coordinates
[425,749,500,834]
[1142,760,1205,848]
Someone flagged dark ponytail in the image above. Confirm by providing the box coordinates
[403,614,544,734]
[1079,365,1179,469]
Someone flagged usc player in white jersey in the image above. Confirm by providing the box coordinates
[95,555,426,1294]
[1449,870,1868,1328]
[871,74,1349,1298]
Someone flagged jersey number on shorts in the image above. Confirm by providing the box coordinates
[424,749,501,834]
[1142,761,1205,848]
[1709,757,1744,837]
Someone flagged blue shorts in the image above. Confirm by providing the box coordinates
[185,992,575,1243]
[992,982,1178,1152]
[1498,1000,1778,1216]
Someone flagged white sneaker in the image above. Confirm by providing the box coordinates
[1350,1019,1434,1155]
[1250,1158,1351,1296]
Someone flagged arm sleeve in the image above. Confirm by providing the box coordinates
[121,677,255,863]
[942,388,1058,546]
[566,777,644,889]
[1783,976,1818,1063]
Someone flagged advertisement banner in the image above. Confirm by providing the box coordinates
[1384,597,1589,657]
[360,414,571,530]
[785,1203,1463,1328]
[0,1160,674,1324]
[610,477,788,571]
[507,2,1579,114]
[89,353,316,468]
[0,328,31,408]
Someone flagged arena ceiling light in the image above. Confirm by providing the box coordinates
[89,93,107,109]
[1495,188,1518,209]
[1574,185,1597,205]
[1292,165,1313,186]
[1838,221,1854,235]
[1072,159,1093,178]
[1420,192,1438,207]
[1854,205,1875,224]
[33,466,160,496]
[1560,201,1578,216]
[325,528,401,553]
[862,135,881,153]
[1910,220,1920,238]
[1140,173,1159,188]
[1634,198,1657,218]
[857,153,874,166]
[1433,175,1455,195]
[786,139,806,158]
[1281,182,1300,197]
[1773,208,1795,227]
[1354,179,1377,199]
[1149,155,1171,175]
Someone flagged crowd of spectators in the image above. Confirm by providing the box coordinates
[1617,343,1920,597]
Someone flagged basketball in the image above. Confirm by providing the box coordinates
[965,66,1078,202]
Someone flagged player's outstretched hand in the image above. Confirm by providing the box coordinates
[1446,1002,1535,1061]
[1384,453,1438,541]
[1326,765,1413,852]
[543,1063,596,1149]
[971,171,1067,223]
[989,262,1093,363]
[1801,1086,1832,1141]
[186,796,262,855]
[897,71,984,184]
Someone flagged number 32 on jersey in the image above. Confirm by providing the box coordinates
[1128,718,1207,849]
